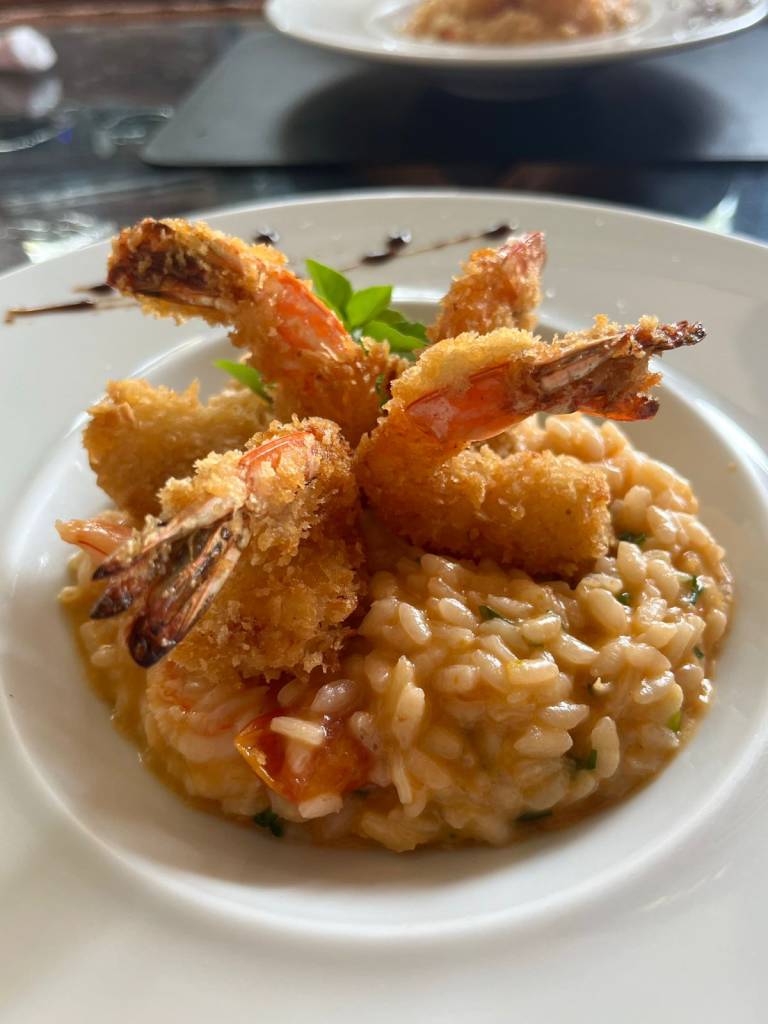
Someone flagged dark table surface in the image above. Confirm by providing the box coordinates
[0,16,767,275]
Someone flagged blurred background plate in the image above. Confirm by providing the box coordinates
[265,0,768,97]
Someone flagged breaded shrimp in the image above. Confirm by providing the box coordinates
[356,317,705,578]
[107,218,407,446]
[428,231,546,342]
[84,379,271,519]
[60,418,363,677]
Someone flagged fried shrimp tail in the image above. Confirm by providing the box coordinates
[357,316,705,577]
[108,218,406,445]
[409,317,705,447]
[61,419,363,674]
[428,231,546,342]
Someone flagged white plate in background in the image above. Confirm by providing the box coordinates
[266,0,768,69]
[1,191,768,1022]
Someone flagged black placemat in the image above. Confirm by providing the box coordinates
[143,24,768,166]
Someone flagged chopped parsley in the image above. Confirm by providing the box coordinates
[693,645,705,660]
[617,591,632,606]
[479,604,510,623]
[253,809,284,837]
[618,531,647,547]
[688,575,704,605]
[667,710,683,733]
[582,749,598,771]
[518,809,553,823]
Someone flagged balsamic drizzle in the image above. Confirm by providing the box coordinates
[4,220,518,322]
[253,228,280,246]
[342,221,515,272]
[74,282,114,296]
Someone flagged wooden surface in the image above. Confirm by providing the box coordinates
[0,1,263,26]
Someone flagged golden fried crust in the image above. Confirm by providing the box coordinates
[264,339,408,449]
[428,233,545,342]
[84,379,271,520]
[161,417,364,681]
[167,531,361,683]
[107,217,285,327]
[108,218,404,446]
[355,318,701,578]
[357,414,611,579]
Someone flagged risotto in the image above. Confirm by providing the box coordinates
[60,412,731,852]
[406,0,633,44]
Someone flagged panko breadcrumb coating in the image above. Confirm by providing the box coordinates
[357,319,704,578]
[428,232,546,341]
[107,218,408,447]
[84,378,271,519]
[162,421,363,682]
[82,417,364,680]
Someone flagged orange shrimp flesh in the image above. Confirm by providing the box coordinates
[108,218,357,366]
[356,317,705,578]
[56,516,133,565]
[408,319,705,448]
[108,218,402,446]
[67,425,340,668]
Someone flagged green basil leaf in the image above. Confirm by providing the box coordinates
[374,308,407,325]
[305,259,352,321]
[365,319,425,356]
[390,319,428,342]
[346,285,393,330]
[213,359,272,403]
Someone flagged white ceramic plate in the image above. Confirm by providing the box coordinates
[265,0,768,69]
[2,191,768,1021]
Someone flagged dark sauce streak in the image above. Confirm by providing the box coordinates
[387,231,412,251]
[361,250,397,266]
[361,230,413,266]
[4,293,128,323]
[5,220,519,322]
[253,228,280,246]
[5,299,97,324]
[75,282,114,296]
[484,221,514,240]
[347,221,517,273]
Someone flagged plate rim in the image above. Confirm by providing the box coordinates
[264,0,768,70]
[2,185,768,287]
